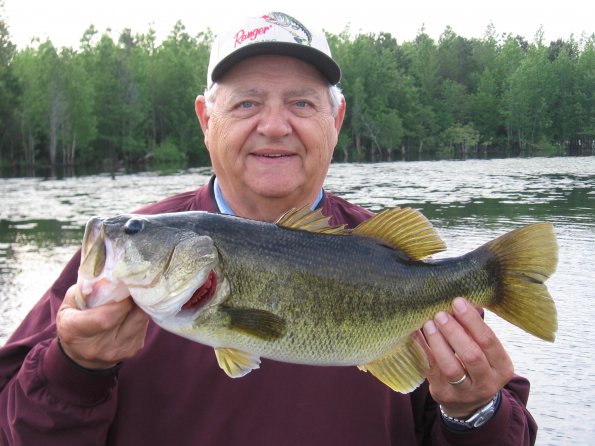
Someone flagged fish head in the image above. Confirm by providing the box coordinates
[77,214,221,323]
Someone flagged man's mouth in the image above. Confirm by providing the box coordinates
[259,153,290,158]
[251,149,295,160]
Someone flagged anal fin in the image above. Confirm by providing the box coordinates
[358,336,429,393]
[215,347,261,378]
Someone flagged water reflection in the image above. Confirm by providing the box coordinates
[1,157,594,446]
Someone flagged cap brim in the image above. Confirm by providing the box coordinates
[211,41,341,85]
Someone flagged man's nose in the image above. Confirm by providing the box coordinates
[256,105,292,138]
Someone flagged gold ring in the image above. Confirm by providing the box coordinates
[448,373,468,385]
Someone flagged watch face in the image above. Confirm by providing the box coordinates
[469,407,496,428]
[467,393,500,427]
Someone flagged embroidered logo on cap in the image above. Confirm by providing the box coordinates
[234,25,273,47]
[262,12,313,45]
[233,12,313,49]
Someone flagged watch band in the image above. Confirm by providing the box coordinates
[440,390,502,430]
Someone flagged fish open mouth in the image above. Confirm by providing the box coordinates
[181,270,218,311]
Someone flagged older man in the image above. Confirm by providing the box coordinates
[0,12,536,445]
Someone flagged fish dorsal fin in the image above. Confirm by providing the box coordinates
[358,335,429,393]
[276,206,347,234]
[352,208,446,260]
[215,347,261,378]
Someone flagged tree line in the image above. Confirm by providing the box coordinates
[0,11,593,172]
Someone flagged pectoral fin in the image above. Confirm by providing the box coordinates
[358,336,429,393]
[221,306,286,340]
[215,347,261,378]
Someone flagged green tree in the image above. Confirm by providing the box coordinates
[149,22,211,165]
[80,30,148,165]
[401,31,441,154]
[39,41,68,165]
[471,68,502,147]
[12,45,46,166]
[574,34,595,152]
[436,27,478,90]
[59,47,96,164]
[504,40,557,151]
[81,32,121,165]
[336,32,406,161]
[0,2,19,166]
[548,37,580,145]
[2,17,592,169]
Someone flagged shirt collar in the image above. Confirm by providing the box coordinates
[213,177,324,216]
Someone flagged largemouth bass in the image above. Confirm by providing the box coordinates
[77,207,558,393]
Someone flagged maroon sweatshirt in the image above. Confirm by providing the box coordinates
[0,179,537,445]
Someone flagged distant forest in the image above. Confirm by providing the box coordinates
[0,11,593,170]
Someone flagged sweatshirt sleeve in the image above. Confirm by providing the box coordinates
[0,252,119,446]
[431,375,538,445]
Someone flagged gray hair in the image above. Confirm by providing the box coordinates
[203,83,344,117]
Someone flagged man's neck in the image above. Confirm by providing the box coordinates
[214,177,323,222]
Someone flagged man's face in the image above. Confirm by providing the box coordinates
[197,55,345,214]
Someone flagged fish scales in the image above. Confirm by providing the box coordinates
[145,212,502,363]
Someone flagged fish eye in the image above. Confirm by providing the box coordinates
[124,218,144,235]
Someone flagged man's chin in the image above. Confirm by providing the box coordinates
[248,174,304,198]
[253,185,302,200]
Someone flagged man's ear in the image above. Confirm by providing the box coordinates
[195,95,209,135]
[335,97,346,134]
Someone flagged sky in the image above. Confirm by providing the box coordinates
[3,0,594,50]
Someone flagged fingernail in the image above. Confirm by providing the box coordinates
[435,312,449,325]
[453,297,467,314]
[424,320,437,335]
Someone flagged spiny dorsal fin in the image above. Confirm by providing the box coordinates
[215,347,261,378]
[276,206,347,234]
[358,335,429,393]
[352,208,446,260]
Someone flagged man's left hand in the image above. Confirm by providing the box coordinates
[418,297,514,418]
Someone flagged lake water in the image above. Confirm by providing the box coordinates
[1,157,594,445]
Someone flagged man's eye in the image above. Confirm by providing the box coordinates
[294,101,309,108]
[240,101,254,108]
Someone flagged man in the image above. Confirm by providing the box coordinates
[0,12,536,445]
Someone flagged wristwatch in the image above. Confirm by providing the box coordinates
[439,390,501,429]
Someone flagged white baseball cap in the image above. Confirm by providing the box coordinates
[206,12,341,88]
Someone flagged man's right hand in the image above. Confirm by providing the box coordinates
[56,284,150,370]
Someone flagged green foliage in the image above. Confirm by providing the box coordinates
[0,12,593,169]
[0,3,19,166]
[152,138,186,164]
[442,123,480,156]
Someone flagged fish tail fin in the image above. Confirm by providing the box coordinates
[483,223,558,342]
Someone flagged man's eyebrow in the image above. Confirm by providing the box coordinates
[227,88,263,100]
[284,87,322,98]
